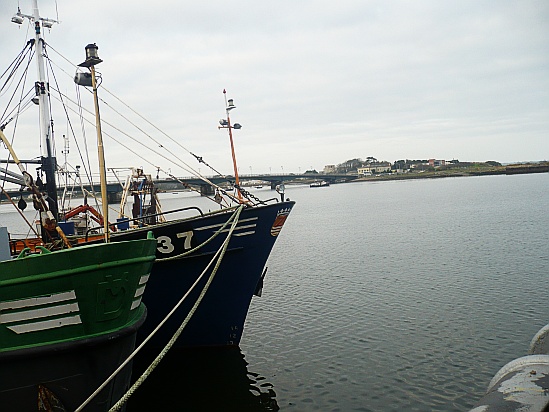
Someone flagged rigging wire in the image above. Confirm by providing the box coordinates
[38,48,96,177]
[1,48,35,195]
[0,47,35,124]
[0,46,28,97]
[1,90,36,127]
[45,43,229,182]
[43,47,204,182]
[101,86,197,161]
[53,94,242,206]
[47,89,237,204]
[75,82,99,205]
[49,89,246,203]
[21,42,251,207]
[96,94,204,177]
[0,19,251,217]
[0,187,41,239]
[0,34,33,95]
[44,51,99,210]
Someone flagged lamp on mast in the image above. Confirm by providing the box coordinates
[218,89,243,202]
[11,8,24,24]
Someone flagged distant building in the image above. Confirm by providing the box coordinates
[323,165,336,174]
[428,159,446,167]
[393,166,408,174]
[358,162,391,176]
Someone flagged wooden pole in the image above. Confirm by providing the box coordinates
[90,65,109,242]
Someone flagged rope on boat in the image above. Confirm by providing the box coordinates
[73,205,244,412]
[108,204,244,412]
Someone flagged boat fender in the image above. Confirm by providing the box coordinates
[214,191,222,203]
[17,194,27,210]
[469,355,549,412]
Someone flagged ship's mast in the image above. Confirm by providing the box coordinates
[7,0,63,241]
[32,0,59,218]
[219,90,244,202]
[32,0,58,215]
[77,43,109,242]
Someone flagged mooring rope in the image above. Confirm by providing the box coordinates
[73,205,244,412]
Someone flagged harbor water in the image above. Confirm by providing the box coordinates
[130,172,549,411]
[2,173,549,411]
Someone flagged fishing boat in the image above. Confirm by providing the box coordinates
[104,94,295,348]
[0,230,157,411]
[111,193,293,347]
[1,1,294,350]
[0,4,158,410]
[310,180,330,188]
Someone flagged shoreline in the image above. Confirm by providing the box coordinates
[350,164,549,184]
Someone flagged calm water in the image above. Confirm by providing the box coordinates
[238,173,549,412]
[2,173,549,411]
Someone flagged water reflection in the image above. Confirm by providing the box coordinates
[127,346,278,411]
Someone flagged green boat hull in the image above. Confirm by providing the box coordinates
[0,311,145,411]
[0,237,156,411]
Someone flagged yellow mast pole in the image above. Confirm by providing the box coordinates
[78,43,109,242]
[90,64,109,242]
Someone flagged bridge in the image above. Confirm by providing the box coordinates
[154,173,357,193]
[1,173,358,201]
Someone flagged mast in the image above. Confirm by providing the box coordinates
[78,44,109,242]
[219,89,244,202]
[91,63,109,242]
[32,0,59,218]
[8,0,61,241]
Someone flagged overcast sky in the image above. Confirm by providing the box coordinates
[1,0,548,177]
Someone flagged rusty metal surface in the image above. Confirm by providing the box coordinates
[38,385,66,412]
[471,355,549,411]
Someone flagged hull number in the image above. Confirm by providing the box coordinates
[156,231,193,254]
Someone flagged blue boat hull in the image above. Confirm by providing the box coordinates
[112,200,294,348]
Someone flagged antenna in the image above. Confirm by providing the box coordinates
[62,133,69,156]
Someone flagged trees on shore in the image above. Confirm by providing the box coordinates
[332,157,505,174]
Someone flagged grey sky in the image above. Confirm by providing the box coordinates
[1,0,548,176]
